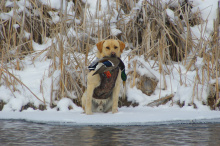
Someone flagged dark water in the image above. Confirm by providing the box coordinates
[0,120,220,146]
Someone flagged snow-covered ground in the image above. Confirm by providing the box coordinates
[0,0,220,125]
[1,106,220,126]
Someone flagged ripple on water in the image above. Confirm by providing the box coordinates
[0,120,220,146]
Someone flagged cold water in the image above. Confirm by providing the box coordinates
[0,120,220,146]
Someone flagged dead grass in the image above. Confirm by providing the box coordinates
[0,0,219,110]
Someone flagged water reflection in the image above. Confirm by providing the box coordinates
[0,120,220,146]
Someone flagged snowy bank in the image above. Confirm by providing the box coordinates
[1,106,220,125]
[0,0,219,122]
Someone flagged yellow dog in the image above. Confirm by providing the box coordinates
[82,39,125,115]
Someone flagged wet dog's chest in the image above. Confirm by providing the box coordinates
[93,67,119,99]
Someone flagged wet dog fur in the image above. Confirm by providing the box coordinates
[81,39,125,115]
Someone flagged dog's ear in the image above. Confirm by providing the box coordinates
[118,40,125,52]
[96,41,105,53]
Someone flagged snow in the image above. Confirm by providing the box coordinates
[5,1,14,7]
[13,24,20,29]
[191,0,218,21]
[162,0,185,8]
[190,0,219,41]
[67,27,77,38]
[166,8,175,21]
[0,106,220,125]
[24,30,30,39]
[48,11,60,24]
[56,98,77,112]
[32,38,52,52]
[110,25,122,36]
[0,12,12,20]
[82,0,109,18]
[39,0,63,10]
[0,0,220,125]
[174,85,194,105]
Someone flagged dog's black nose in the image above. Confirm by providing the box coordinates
[111,52,116,57]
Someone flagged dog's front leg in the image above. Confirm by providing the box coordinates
[85,71,100,115]
[85,85,94,115]
[112,71,121,113]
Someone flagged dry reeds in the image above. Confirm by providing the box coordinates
[0,0,219,110]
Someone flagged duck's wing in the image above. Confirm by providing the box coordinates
[92,57,121,76]
[92,65,108,76]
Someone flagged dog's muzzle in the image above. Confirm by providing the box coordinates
[111,52,116,57]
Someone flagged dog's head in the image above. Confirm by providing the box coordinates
[96,39,125,58]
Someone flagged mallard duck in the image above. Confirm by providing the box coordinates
[88,57,127,83]
[92,57,120,76]
[118,58,127,86]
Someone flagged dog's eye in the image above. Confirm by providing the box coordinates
[106,47,110,50]
[114,46,118,49]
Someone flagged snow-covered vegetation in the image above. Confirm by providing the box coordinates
[0,0,219,114]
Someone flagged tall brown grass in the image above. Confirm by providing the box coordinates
[0,0,219,110]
